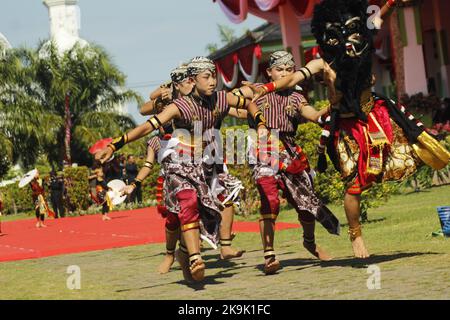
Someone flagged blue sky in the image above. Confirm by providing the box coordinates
[0,0,264,123]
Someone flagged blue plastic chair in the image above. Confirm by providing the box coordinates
[437,206,450,237]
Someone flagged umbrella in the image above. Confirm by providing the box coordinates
[107,179,127,206]
[89,137,113,155]
[18,169,38,188]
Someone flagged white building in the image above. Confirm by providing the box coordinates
[0,32,12,54]
[42,0,88,55]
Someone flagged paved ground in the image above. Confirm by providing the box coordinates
[1,185,449,300]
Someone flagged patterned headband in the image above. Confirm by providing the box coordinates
[269,51,295,68]
[187,56,216,77]
[170,65,189,83]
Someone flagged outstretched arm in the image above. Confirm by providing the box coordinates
[95,104,181,163]
[243,59,325,101]
[300,62,337,123]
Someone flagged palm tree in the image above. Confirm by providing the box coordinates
[17,42,143,167]
[0,44,61,177]
[206,24,238,54]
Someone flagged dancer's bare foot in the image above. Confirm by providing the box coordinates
[102,215,111,221]
[189,257,205,282]
[40,223,47,228]
[175,249,194,283]
[303,241,332,261]
[349,226,370,258]
[220,246,245,260]
[264,257,281,275]
[158,253,175,274]
[263,249,280,275]
[36,222,40,228]
[351,236,370,258]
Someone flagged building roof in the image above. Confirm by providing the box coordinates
[209,20,313,61]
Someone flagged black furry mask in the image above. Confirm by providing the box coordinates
[312,0,376,118]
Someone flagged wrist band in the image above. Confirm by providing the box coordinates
[144,161,154,169]
[131,178,142,189]
[110,134,128,151]
[298,69,309,81]
[236,96,246,109]
[107,144,116,152]
[299,67,312,80]
[303,66,313,79]
[254,111,267,128]
[147,115,162,131]
[387,0,396,7]
[262,82,276,94]
[232,88,244,97]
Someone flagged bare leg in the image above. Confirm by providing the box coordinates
[220,206,245,259]
[344,192,369,258]
[299,211,332,261]
[40,214,47,227]
[259,218,280,275]
[183,228,205,281]
[158,227,179,274]
[175,236,194,283]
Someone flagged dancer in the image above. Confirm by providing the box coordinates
[122,64,194,274]
[236,51,339,275]
[30,171,53,228]
[246,0,450,258]
[96,180,112,221]
[96,57,258,281]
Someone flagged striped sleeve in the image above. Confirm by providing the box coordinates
[173,97,193,122]
[147,136,161,153]
[292,92,309,110]
[217,90,230,116]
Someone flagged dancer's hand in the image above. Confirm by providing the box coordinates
[95,147,113,164]
[323,61,336,88]
[160,87,172,102]
[323,61,340,105]
[242,81,267,102]
[121,185,135,196]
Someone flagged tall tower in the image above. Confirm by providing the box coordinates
[42,0,87,54]
[0,32,12,50]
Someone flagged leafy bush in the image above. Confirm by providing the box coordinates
[0,183,34,215]
[63,166,91,212]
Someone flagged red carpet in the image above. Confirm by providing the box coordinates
[0,207,300,262]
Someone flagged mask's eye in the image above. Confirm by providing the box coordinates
[346,19,361,33]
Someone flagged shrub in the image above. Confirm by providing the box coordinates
[0,182,34,215]
[63,166,91,213]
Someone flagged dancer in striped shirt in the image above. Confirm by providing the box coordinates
[122,64,194,275]
[97,57,256,282]
[238,51,340,275]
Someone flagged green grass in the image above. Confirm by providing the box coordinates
[1,212,33,222]
[1,186,449,300]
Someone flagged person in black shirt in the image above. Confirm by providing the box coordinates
[49,171,65,218]
[125,155,141,204]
